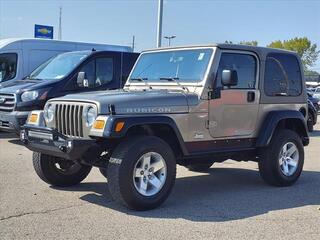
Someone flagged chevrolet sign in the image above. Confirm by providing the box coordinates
[34,24,54,39]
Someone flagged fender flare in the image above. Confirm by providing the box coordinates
[256,110,309,147]
[105,115,188,155]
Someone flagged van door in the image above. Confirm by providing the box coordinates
[209,51,260,139]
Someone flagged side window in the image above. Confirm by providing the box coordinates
[78,58,114,88]
[95,58,113,86]
[0,53,18,82]
[216,53,257,89]
[79,60,95,87]
[264,53,302,96]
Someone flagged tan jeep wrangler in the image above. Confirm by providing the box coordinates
[22,44,309,210]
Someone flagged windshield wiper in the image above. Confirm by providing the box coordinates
[25,76,42,80]
[160,77,189,92]
[130,77,152,89]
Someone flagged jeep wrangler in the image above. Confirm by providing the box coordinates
[21,44,309,210]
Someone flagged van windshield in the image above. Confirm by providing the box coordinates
[129,48,213,83]
[0,53,17,82]
[29,51,90,80]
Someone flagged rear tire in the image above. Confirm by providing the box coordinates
[107,136,176,210]
[32,152,92,187]
[186,162,213,172]
[258,129,304,187]
[307,114,314,132]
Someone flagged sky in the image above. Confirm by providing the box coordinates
[0,0,319,71]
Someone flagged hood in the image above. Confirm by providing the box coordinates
[49,89,199,114]
[0,79,59,94]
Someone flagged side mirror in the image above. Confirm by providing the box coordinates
[77,72,89,88]
[222,69,238,87]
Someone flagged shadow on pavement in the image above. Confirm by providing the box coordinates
[55,167,320,222]
[0,131,23,145]
[8,139,24,146]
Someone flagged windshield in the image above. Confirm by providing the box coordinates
[29,51,89,80]
[0,53,17,82]
[130,48,213,83]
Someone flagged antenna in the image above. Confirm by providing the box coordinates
[58,6,62,40]
[132,35,135,52]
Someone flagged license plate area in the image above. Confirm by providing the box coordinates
[28,130,53,141]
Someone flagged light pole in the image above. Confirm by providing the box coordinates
[156,0,163,47]
[58,6,62,40]
[164,35,176,46]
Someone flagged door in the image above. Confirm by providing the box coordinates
[209,51,260,139]
[66,52,121,93]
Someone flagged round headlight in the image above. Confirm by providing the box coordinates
[21,90,39,102]
[44,104,55,122]
[86,107,97,127]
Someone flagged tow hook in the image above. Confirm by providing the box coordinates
[59,145,67,152]
[59,140,73,152]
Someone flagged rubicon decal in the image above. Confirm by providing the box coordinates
[126,107,172,113]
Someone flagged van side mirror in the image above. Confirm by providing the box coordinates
[77,72,89,88]
[222,69,238,87]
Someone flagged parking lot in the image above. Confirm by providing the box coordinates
[0,124,319,240]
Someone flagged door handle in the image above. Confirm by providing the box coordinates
[247,91,255,102]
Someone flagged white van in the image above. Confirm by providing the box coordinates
[0,38,132,83]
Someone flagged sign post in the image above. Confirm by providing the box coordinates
[34,24,54,39]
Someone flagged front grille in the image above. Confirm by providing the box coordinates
[0,93,15,112]
[55,103,84,137]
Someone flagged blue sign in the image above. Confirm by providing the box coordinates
[34,24,54,39]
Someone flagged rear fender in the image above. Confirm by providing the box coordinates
[256,110,309,147]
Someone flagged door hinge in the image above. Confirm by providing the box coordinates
[205,120,209,129]
[206,120,217,129]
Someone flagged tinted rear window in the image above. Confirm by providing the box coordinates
[264,53,302,96]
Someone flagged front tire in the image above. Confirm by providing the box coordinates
[107,136,176,210]
[258,129,304,187]
[32,152,92,187]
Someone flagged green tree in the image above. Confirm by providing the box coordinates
[224,40,258,46]
[239,40,258,46]
[267,37,319,70]
[304,69,320,76]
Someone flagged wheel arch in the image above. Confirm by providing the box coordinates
[109,116,188,157]
[256,110,309,147]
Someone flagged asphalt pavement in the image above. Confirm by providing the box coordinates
[0,124,319,240]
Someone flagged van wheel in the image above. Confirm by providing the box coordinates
[186,163,213,172]
[107,136,176,210]
[33,152,92,187]
[258,129,304,187]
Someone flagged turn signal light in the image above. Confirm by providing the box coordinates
[93,120,105,130]
[115,122,125,132]
[28,114,38,123]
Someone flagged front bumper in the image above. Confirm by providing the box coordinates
[0,111,29,133]
[21,125,99,161]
